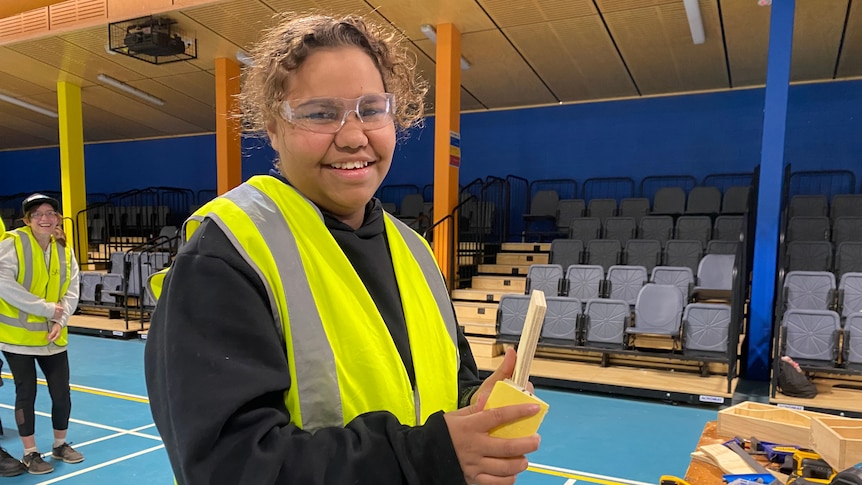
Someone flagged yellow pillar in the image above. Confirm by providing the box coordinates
[215,57,242,195]
[57,81,88,264]
[432,24,462,290]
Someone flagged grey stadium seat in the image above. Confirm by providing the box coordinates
[585,239,621,273]
[568,217,602,245]
[100,273,123,304]
[651,266,693,304]
[683,303,731,356]
[665,240,703,276]
[583,299,629,349]
[721,186,750,214]
[845,313,862,370]
[675,216,712,248]
[497,294,532,342]
[624,239,662,273]
[685,186,721,214]
[786,241,833,273]
[603,217,636,245]
[838,272,862,318]
[836,242,862,277]
[526,264,564,297]
[783,271,835,311]
[619,198,650,223]
[540,296,581,344]
[788,195,828,219]
[639,216,674,248]
[550,239,583,270]
[652,187,686,215]
[832,217,862,246]
[706,240,738,255]
[713,216,743,242]
[555,199,586,234]
[781,309,841,368]
[587,198,617,224]
[564,264,605,300]
[831,194,862,222]
[80,272,103,303]
[787,216,830,242]
[606,265,648,306]
[693,253,735,302]
[627,284,684,342]
[525,190,560,219]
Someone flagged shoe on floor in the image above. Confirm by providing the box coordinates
[22,451,53,475]
[0,448,25,477]
[52,443,84,464]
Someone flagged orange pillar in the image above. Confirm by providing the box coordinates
[432,24,462,290]
[215,57,242,195]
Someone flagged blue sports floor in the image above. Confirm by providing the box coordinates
[0,334,717,484]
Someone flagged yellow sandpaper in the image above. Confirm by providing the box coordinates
[484,290,549,438]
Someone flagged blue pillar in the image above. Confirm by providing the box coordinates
[747,0,795,380]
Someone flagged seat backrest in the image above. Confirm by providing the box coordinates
[675,216,712,248]
[79,271,103,303]
[565,264,605,300]
[497,294,532,337]
[837,242,862,277]
[789,194,828,219]
[713,216,743,242]
[607,265,648,306]
[639,216,674,247]
[633,284,684,335]
[786,241,833,273]
[783,271,836,311]
[651,266,693,303]
[603,217,636,245]
[831,194,862,222]
[696,254,736,290]
[787,216,830,242]
[846,313,862,366]
[652,187,686,215]
[839,272,862,317]
[586,239,621,273]
[399,193,424,218]
[526,264,564,296]
[529,190,560,217]
[782,309,841,363]
[706,240,738,255]
[100,273,123,304]
[587,198,617,223]
[541,296,581,342]
[721,186,750,214]
[550,239,583,269]
[584,298,629,345]
[568,217,602,245]
[685,186,721,214]
[624,239,661,273]
[683,303,731,353]
[619,198,650,222]
[665,240,703,276]
[556,199,586,231]
[832,217,862,246]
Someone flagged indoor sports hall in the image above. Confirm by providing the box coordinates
[2,0,862,483]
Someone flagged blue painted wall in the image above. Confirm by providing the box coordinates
[1,79,861,199]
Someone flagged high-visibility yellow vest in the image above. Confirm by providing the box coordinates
[150,176,459,430]
[0,227,72,347]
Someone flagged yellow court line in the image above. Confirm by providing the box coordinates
[1,373,150,404]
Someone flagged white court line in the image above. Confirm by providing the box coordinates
[529,462,653,485]
[0,404,161,441]
[564,480,577,485]
[35,444,166,484]
[1,373,150,402]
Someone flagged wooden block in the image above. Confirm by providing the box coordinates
[698,443,756,475]
[717,401,830,447]
[810,416,862,471]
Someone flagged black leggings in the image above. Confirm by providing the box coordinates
[2,351,71,437]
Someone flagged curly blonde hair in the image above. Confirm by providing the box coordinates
[240,13,427,135]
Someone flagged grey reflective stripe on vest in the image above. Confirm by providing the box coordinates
[218,184,342,431]
[0,234,64,328]
[56,241,67,284]
[385,215,460,370]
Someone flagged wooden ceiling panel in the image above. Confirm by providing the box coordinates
[596,0,678,14]
[602,0,728,95]
[0,125,56,150]
[790,0,847,82]
[371,0,496,41]
[720,0,769,87]
[837,0,862,77]
[0,105,59,143]
[478,0,595,28]
[262,0,371,17]
[181,0,278,51]
[78,103,167,141]
[412,46,484,112]
[505,16,637,101]
[0,71,54,97]
[153,70,216,108]
[72,86,205,134]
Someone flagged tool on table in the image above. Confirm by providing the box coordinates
[483,290,550,438]
[726,440,775,476]
[723,473,775,484]
[787,450,835,485]
[830,463,862,485]
[659,476,691,485]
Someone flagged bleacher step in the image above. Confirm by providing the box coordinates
[471,275,527,292]
[459,321,497,336]
[451,289,516,302]
[477,264,531,275]
[501,242,550,252]
[495,253,549,265]
[453,301,498,323]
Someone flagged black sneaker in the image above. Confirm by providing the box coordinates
[52,443,84,464]
[0,448,25,477]
[22,451,53,475]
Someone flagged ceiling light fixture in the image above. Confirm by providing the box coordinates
[0,93,59,118]
[235,51,254,67]
[97,74,165,106]
[682,0,706,45]
[420,24,471,70]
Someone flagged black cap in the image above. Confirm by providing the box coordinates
[22,193,60,214]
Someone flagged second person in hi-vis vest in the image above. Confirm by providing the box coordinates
[144,12,542,485]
